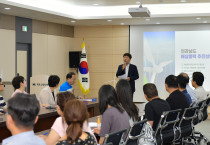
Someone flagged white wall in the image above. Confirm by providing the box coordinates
[32,33,74,85]
[0,29,15,82]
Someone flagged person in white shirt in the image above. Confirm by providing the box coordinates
[39,75,60,106]
[191,72,208,102]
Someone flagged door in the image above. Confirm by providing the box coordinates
[16,43,32,93]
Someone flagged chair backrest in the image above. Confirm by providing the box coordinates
[154,109,182,145]
[178,106,198,138]
[103,129,127,145]
[190,101,196,107]
[202,97,210,121]
[193,100,206,125]
[124,119,147,145]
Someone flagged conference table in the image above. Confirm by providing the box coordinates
[0,101,99,143]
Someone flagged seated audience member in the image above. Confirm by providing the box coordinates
[40,91,93,145]
[143,83,171,131]
[39,75,60,106]
[177,75,192,105]
[0,78,7,114]
[179,72,197,105]
[94,85,130,145]
[2,93,46,145]
[116,79,139,126]
[56,99,97,145]
[165,75,189,110]
[59,72,76,92]
[11,76,27,98]
[192,72,208,102]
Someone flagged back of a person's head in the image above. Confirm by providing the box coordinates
[123,53,132,59]
[165,75,178,88]
[116,79,139,120]
[179,72,190,83]
[7,93,40,129]
[98,85,123,114]
[66,72,75,79]
[192,72,204,86]
[143,83,158,99]
[12,76,24,89]
[64,99,88,144]
[48,75,60,87]
[57,91,75,112]
[177,75,187,89]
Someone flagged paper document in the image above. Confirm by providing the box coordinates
[79,99,92,102]
[89,122,97,127]
[118,74,127,79]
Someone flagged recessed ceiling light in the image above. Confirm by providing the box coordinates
[156,22,160,24]
[196,17,201,20]
[180,0,186,2]
[92,4,99,6]
[4,7,11,10]
[136,1,140,4]
[203,21,207,23]
[107,20,112,22]
[145,18,150,21]
[71,20,76,23]
[120,23,125,25]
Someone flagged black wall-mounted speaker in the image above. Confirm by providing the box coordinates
[69,51,81,68]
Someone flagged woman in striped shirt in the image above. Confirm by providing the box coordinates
[0,78,6,114]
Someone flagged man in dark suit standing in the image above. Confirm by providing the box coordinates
[116,53,139,96]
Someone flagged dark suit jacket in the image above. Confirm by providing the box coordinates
[116,64,139,93]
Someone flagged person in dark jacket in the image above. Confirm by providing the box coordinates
[116,53,139,97]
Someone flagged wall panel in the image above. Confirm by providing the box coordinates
[0,29,15,81]
[113,37,129,55]
[0,14,15,30]
[74,26,129,98]
[74,26,113,38]
[32,33,48,75]
[32,33,74,85]
[32,20,48,34]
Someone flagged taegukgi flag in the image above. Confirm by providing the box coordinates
[78,39,90,95]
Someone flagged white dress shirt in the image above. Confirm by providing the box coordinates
[195,86,208,102]
[125,63,130,78]
[39,86,57,106]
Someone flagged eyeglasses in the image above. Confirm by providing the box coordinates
[0,84,5,87]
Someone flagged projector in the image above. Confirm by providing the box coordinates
[128,7,151,17]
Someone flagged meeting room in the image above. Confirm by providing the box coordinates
[0,0,210,145]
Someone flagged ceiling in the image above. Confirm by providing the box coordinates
[0,0,210,26]
[58,0,210,5]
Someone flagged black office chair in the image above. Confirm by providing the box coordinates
[176,106,198,144]
[102,129,127,145]
[154,109,182,145]
[124,119,147,145]
[202,97,210,121]
[189,101,197,107]
[193,100,206,125]
[190,98,210,144]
